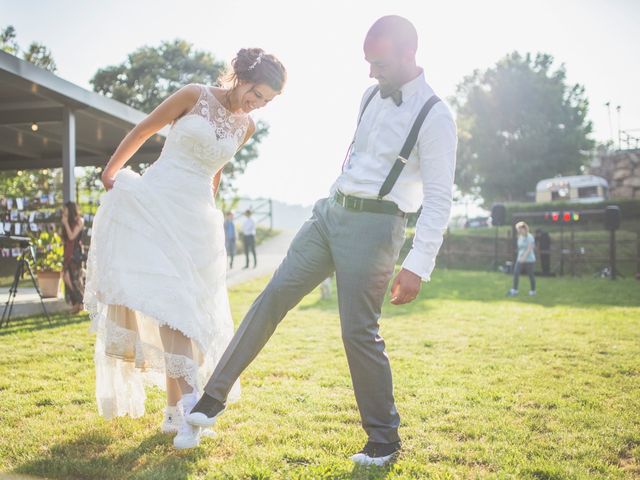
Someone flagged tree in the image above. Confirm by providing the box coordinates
[0,168,62,201]
[452,52,594,203]
[90,39,268,196]
[22,43,57,72]
[0,25,57,72]
[0,26,19,55]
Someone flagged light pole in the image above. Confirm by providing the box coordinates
[605,101,613,145]
[616,105,622,150]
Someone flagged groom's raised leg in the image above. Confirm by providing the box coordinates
[203,200,335,404]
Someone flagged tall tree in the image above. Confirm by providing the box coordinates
[22,42,57,72]
[452,52,594,203]
[90,39,268,196]
[0,25,57,72]
[0,26,19,55]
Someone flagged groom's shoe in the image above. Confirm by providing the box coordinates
[186,393,225,428]
[351,441,401,467]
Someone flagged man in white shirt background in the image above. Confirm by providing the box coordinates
[188,15,457,465]
[241,210,257,269]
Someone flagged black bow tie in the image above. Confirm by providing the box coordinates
[380,89,403,106]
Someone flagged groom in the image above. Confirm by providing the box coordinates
[188,15,457,465]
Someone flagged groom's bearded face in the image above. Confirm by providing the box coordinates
[364,36,410,96]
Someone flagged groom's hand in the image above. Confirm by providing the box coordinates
[390,268,422,305]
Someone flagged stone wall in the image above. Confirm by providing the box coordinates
[589,149,640,199]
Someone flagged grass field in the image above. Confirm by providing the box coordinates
[1,270,639,479]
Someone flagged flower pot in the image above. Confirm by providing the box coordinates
[37,271,62,298]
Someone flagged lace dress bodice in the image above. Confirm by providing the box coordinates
[155,84,250,177]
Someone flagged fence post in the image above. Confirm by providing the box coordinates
[570,229,575,277]
[560,224,565,276]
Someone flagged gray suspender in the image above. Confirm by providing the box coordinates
[377,95,441,199]
[350,86,441,200]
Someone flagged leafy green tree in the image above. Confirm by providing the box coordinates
[452,52,594,203]
[0,25,57,72]
[90,39,268,196]
[22,42,57,72]
[0,26,19,55]
[0,168,63,209]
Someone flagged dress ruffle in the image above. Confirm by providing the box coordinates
[85,168,239,419]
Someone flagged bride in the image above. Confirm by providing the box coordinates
[84,48,286,449]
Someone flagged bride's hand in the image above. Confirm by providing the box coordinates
[101,170,116,191]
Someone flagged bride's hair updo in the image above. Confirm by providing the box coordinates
[226,48,287,93]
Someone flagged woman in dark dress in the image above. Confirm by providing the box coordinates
[61,201,85,313]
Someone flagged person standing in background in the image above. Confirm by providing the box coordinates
[61,201,85,314]
[224,212,237,269]
[241,210,257,269]
[508,221,536,296]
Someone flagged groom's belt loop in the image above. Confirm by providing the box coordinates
[334,191,406,218]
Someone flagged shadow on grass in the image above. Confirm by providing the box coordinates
[0,312,87,337]
[13,431,207,480]
[279,460,397,480]
[348,463,395,480]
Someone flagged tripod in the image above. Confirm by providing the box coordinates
[0,245,52,328]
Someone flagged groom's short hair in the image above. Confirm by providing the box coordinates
[366,15,418,54]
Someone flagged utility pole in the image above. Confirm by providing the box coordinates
[616,105,622,150]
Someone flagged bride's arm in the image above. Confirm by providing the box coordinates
[212,118,256,198]
[101,85,201,190]
[212,170,222,198]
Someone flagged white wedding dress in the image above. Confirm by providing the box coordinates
[85,84,246,419]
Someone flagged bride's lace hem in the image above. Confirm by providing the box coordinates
[88,296,240,419]
[84,283,229,359]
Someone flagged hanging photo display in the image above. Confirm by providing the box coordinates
[0,194,97,258]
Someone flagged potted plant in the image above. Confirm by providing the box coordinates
[31,231,64,298]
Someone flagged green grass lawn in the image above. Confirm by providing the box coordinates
[1,271,639,479]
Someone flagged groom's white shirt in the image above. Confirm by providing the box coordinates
[331,71,457,281]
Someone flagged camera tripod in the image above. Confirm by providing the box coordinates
[0,245,52,328]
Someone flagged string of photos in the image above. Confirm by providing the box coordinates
[0,192,100,259]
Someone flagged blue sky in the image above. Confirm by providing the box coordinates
[3,0,639,206]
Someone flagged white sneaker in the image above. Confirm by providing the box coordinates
[173,421,201,449]
[186,411,220,428]
[173,392,201,450]
[507,289,518,296]
[351,452,397,467]
[529,290,536,296]
[161,405,183,433]
[351,441,400,467]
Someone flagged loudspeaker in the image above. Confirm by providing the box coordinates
[604,205,621,230]
[491,203,507,227]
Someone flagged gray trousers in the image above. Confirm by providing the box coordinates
[204,197,407,443]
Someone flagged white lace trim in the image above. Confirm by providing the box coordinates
[87,295,241,419]
[187,84,249,143]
